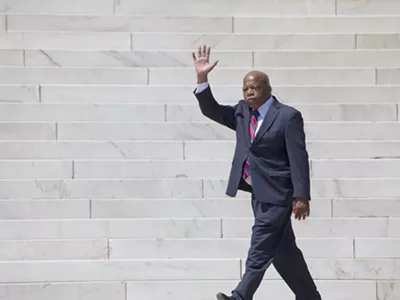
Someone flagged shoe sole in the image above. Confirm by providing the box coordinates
[216,293,227,300]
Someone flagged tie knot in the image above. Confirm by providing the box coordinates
[252,109,259,118]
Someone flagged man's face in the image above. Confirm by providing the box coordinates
[242,75,270,109]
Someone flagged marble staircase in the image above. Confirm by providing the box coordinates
[1,0,400,299]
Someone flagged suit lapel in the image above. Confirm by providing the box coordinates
[253,97,280,143]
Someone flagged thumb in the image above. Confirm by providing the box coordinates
[209,60,219,71]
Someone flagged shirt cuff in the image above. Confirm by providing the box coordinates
[195,82,209,94]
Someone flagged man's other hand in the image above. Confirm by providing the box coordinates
[293,198,310,220]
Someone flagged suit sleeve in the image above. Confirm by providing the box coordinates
[284,110,311,200]
[194,85,237,131]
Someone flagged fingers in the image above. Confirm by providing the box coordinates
[293,206,309,220]
[196,45,211,59]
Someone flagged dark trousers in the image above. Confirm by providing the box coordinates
[232,195,322,300]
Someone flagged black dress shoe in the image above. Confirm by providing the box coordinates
[216,292,232,300]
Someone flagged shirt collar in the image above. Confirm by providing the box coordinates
[256,95,274,118]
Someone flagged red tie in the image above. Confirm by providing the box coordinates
[243,110,259,180]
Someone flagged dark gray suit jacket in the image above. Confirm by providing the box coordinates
[195,85,311,206]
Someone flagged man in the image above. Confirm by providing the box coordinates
[192,45,322,300]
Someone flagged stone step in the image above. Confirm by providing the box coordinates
[333,199,400,217]
[1,0,399,16]
[0,282,126,300]
[0,50,22,66]
[149,67,381,85]
[0,199,90,219]
[1,140,398,160]
[312,159,400,178]
[3,0,396,16]
[1,238,399,260]
[337,0,400,15]
[0,67,393,85]
[135,32,350,50]
[225,217,399,238]
[129,33,400,50]
[0,0,114,14]
[183,141,400,160]
[49,122,400,141]
[0,198,326,219]
[0,160,73,179]
[0,179,400,199]
[1,198,400,220]
[7,15,234,33]
[7,32,400,51]
[0,259,241,282]
[204,178,400,199]
[37,84,400,104]
[0,32,131,50]
[85,198,398,219]
[73,159,399,179]
[0,103,396,122]
[0,158,395,179]
[3,49,400,68]
[0,218,221,239]
[60,158,400,179]
[259,258,400,280]
[234,16,400,33]
[0,85,39,103]
[0,218,397,239]
[0,141,185,160]
[0,123,56,140]
[0,258,400,282]
[0,280,389,300]
[111,238,400,259]
[164,103,397,122]
[6,15,400,33]
[0,67,148,85]
[0,104,169,122]
[114,0,396,16]
[253,50,400,68]
[22,50,252,68]
[3,122,400,141]
[1,198,400,219]
[0,239,108,261]
[2,84,400,104]
[125,280,385,300]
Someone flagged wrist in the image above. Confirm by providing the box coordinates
[197,74,208,84]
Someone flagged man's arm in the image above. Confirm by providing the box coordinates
[194,82,237,131]
[284,110,311,201]
[192,45,237,130]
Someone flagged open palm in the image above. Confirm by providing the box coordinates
[192,45,218,77]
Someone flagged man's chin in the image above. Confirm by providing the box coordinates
[246,101,258,109]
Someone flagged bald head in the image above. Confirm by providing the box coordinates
[243,71,270,87]
[242,70,272,109]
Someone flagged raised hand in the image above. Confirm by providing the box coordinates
[192,45,218,82]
